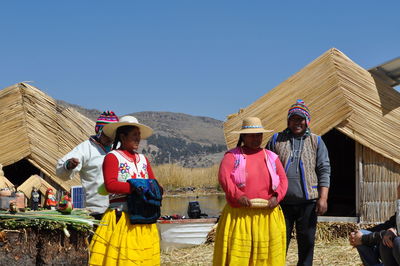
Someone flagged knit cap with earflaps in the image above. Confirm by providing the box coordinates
[288,99,311,126]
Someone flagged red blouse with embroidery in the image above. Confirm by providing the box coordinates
[103,149,155,195]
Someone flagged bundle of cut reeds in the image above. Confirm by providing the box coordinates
[0,209,98,233]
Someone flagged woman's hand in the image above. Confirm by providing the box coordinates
[382,228,397,248]
[268,196,278,209]
[238,196,251,207]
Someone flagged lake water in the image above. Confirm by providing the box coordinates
[161,194,226,218]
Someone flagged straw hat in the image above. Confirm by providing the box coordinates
[102,115,153,140]
[231,117,273,134]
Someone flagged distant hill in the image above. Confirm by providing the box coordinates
[56,100,226,167]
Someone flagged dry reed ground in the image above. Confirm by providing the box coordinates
[161,238,362,266]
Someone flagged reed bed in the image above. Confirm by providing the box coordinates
[153,163,219,190]
[161,238,362,265]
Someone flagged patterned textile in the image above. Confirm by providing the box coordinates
[126,179,162,224]
[272,132,319,200]
[95,111,119,137]
[288,99,311,126]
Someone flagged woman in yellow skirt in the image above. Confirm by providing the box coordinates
[89,116,161,266]
[213,117,288,266]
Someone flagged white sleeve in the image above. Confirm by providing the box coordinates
[55,141,86,180]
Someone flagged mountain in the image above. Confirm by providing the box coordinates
[56,100,226,167]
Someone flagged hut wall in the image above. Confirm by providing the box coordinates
[358,144,400,223]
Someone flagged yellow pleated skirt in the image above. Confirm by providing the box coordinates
[89,209,160,266]
[213,204,286,266]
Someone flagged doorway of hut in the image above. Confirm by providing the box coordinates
[321,128,356,217]
[3,159,41,187]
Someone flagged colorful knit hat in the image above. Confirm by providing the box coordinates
[288,99,311,126]
[95,111,119,137]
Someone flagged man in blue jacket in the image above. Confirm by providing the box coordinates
[267,99,331,266]
[350,184,400,265]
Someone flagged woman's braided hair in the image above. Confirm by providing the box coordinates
[236,134,244,147]
[112,125,139,150]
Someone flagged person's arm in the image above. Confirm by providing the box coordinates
[145,157,156,179]
[274,158,288,203]
[382,228,397,248]
[267,157,288,209]
[316,186,329,215]
[349,230,363,247]
[218,153,247,206]
[316,137,330,215]
[397,184,400,233]
[103,153,131,194]
[55,142,85,180]
[369,215,396,232]
[265,137,274,152]
[351,230,386,247]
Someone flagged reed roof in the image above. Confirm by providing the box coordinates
[224,48,400,165]
[0,83,95,190]
[0,164,14,189]
[17,174,57,199]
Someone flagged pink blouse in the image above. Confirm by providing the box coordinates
[218,147,288,208]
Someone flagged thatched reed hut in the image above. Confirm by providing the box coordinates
[224,48,400,223]
[0,82,94,198]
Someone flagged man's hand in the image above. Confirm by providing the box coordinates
[349,231,363,247]
[316,197,328,215]
[316,186,329,215]
[268,196,278,209]
[382,228,397,248]
[66,158,80,170]
[238,196,251,207]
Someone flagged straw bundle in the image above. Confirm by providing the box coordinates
[223,48,400,224]
[0,83,95,191]
[0,164,13,189]
[249,198,269,208]
[205,223,218,244]
[223,48,400,167]
[315,222,359,242]
[17,174,56,200]
[0,209,98,232]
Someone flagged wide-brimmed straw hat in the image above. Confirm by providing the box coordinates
[102,115,153,140]
[231,117,273,134]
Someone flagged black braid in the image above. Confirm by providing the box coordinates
[112,134,121,150]
[112,125,139,150]
[236,134,244,147]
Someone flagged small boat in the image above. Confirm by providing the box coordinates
[157,218,217,250]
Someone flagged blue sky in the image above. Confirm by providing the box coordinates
[1,1,399,121]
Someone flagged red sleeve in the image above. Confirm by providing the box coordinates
[103,153,131,194]
[218,153,245,204]
[274,157,288,202]
[145,157,156,179]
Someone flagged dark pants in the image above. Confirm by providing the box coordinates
[380,237,400,266]
[282,202,317,266]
